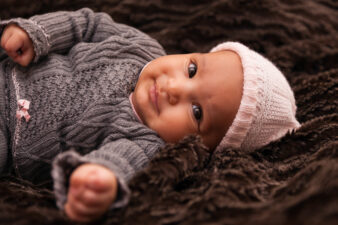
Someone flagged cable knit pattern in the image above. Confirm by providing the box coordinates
[0,8,166,209]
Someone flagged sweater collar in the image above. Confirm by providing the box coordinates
[129,93,143,124]
[128,61,152,124]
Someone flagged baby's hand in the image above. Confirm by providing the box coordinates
[65,163,118,222]
[1,24,35,66]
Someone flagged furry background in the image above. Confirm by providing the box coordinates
[0,0,337,224]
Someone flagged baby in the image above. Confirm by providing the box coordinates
[0,8,300,222]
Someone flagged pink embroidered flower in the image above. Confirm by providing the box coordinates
[16,99,31,122]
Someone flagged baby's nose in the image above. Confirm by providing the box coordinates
[168,94,178,105]
[166,78,190,105]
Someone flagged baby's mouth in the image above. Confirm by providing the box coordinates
[149,82,160,114]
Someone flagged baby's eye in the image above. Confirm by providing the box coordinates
[188,62,197,78]
[192,104,203,124]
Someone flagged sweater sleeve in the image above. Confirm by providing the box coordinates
[0,8,144,63]
[52,137,162,211]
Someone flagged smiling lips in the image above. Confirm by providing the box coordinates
[149,82,160,114]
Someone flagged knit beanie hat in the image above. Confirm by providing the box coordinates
[211,42,301,152]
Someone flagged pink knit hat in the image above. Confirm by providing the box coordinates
[211,42,301,152]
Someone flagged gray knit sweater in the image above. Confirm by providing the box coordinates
[0,8,166,209]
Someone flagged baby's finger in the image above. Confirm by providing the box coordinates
[69,183,112,208]
[66,195,107,218]
[2,33,22,53]
[69,167,88,189]
[68,183,84,200]
[5,50,19,62]
[3,35,23,63]
[85,168,117,193]
[0,25,16,49]
[79,188,116,208]
[65,201,97,222]
[16,44,34,66]
[1,31,11,49]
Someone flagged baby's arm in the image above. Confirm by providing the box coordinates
[0,24,34,66]
[52,136,162,222]
[66,163,117,222]
[0,8,142,63]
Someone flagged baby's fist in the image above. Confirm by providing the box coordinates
[65,163,118,222]
[1,24,35,66]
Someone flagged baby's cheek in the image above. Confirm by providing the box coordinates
[156,114,195,143]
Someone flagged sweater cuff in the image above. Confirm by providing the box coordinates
[0,18,50,63]
[51,150,130,211]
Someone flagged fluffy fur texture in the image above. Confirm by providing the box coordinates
[0,0,337,224]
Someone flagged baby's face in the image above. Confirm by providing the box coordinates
[132,51,243,150]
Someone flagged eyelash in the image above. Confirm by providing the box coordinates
[188,61,197,78]
[187,60,202,129]
[192,104,203,130]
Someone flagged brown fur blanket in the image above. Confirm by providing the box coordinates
[0,0,337,224]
